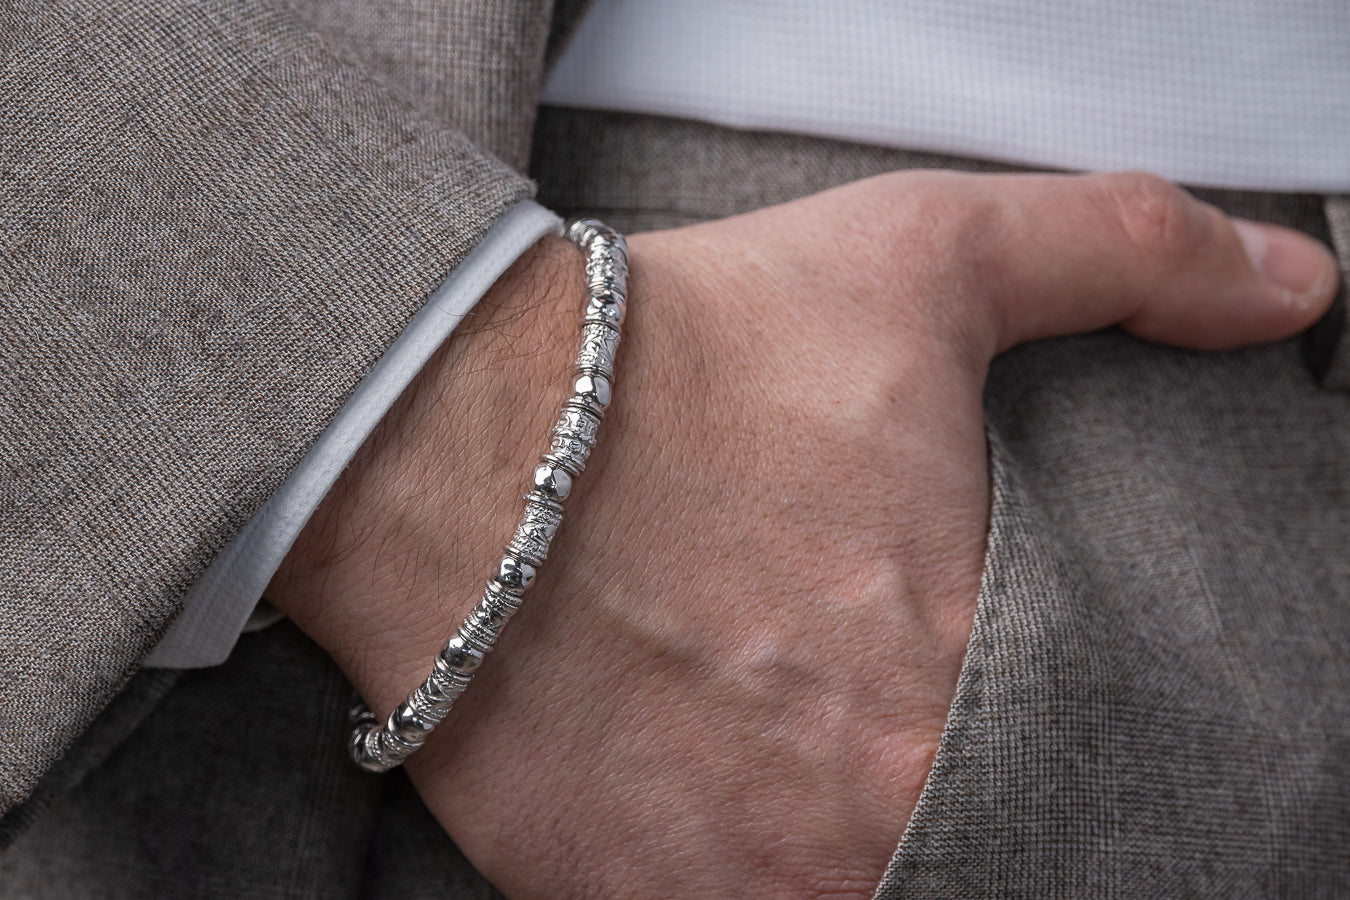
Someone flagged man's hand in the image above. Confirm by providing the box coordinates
[269,171,1338,898]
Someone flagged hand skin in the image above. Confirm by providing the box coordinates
[268,171,1339,898]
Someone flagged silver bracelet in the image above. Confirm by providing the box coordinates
[349,217,628,773]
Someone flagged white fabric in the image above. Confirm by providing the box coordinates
[145,201,560,668]
[543,0,1350,192]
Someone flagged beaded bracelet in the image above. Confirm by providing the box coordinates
[349,217,629,773]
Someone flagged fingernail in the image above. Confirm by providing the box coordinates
[1233,219,1338,305]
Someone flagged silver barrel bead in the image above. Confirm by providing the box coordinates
[576,322,620,380]
[546,406,601,475]
[506,495,564,566]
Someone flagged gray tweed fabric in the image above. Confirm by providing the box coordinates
[286,0,551,172]
[0,0,539,814]
[2,4,1348,897]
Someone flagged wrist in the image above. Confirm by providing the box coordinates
[268,233,587,717]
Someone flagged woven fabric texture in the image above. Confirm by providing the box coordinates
[2,2,1348,894]
[0,0,541,813]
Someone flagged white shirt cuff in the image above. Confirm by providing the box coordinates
[144,200,562,668]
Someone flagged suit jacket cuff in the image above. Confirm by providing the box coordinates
[144,201,560,668]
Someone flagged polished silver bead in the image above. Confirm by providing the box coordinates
[583,291,626,328]
[388,701,435,745]
[494,554,538,593]
[575,322,620,379]
[531,461,573,502]
[571,373,612,414]
[437,634,485,675]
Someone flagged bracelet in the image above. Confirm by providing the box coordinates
[349,217,629,773]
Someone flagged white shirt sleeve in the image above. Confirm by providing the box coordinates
[144,200,561,668]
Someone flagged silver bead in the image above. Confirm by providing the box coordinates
[483,579,525,614]
[548,407,601,475]
[350,723,390,773]
[565,218,599,247]
[494,554,539,593]
[532,462,572,501]
[366,725,404,771]
[575,322,620,379]
[589,236,628,268]
[583,291,626,328]
[425,663,472,702]
[506,495,565,565]
[349,700,378,726]
[587,274,626,298]
[458,602,508,651]
[438,634,485,675]
[408,683,453,723]
[388,701,435,745]
[377,728,418,761]
[585,256,628,291]
[571,373,612,414]
[566,217,615,248]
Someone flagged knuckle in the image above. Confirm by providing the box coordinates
[1095,171,1204,265]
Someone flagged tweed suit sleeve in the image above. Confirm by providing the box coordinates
[0,0,556,815]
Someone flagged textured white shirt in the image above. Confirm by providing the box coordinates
[544,0,1350,191]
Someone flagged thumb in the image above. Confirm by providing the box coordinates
[975,172,1340,354]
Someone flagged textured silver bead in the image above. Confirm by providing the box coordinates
[566,216,616,248]
[548,407,601,475]
[376,729,417,762]
[583,291,626,328]
[350,700,379,727]
[458,596,512,650]
[350,726,384,773]
[585,256,628,293]
[483,579,525,614]
[588,236,627,268]
[506,496,564,566]
[575,322,620,379]
[408,683,453,722]
[425,663,473,703]
[347,216,627,773]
